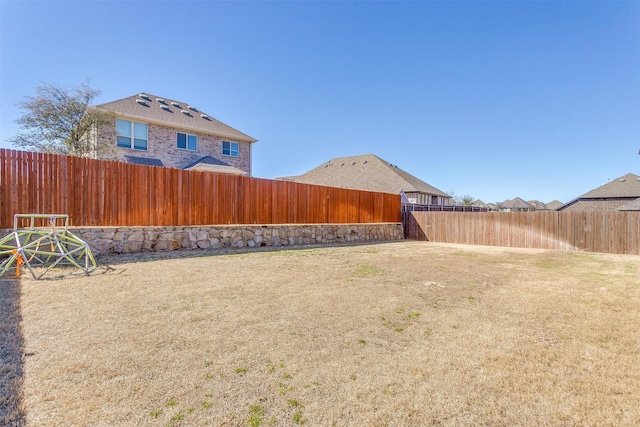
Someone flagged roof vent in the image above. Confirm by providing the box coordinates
[138,93,150,100]
[200,114,209,119]
[156,98,166,103]
[135,98,148,106]
[351,162,356,165]
[181,110,190,115]
[188,105,198,111]
[363,160,367,164]
[619,178,626,182]
[160,104,170,111]
[171,102,180,107]
[340,163,345,166]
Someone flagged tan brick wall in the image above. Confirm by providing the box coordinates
[106,122,252,175]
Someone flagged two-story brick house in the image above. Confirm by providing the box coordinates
[96,93,257,176]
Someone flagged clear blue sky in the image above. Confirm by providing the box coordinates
[1,1,639,204]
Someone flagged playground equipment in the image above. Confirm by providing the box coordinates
[0,214,96,280]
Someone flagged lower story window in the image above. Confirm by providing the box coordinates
[177,132,197,151]
[116,119,147,150]
[222,141,239,157]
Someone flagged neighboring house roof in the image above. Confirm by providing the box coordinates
[184,156,247,176]
[527,200,546,210]
[579,173,640,198]
[617,197,640,211]
[277,154,450,197]
[97,93,257,143]
[545,200,563,210]
[124,155,164,167]
[557,173,640,210]
[501,197,534,210]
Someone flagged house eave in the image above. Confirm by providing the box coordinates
[102,110,258,144]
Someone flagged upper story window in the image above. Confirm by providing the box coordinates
[222,141,239,157]
[177,132,197,151]
[116,119,147,150]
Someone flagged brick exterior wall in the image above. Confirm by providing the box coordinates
[104,122,252,175]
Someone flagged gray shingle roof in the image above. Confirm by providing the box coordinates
[97,93,257,143]
[184,156,247,176]
[545,200,563,210]
[501,197,534,209]
[277,154,450,197]
[617,197,640,211]
[124,155,164,167]
[579,173,640,198]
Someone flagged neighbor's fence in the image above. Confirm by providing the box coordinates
[405,211,640,255]
[0,149,401,228]
[402,203,487,213]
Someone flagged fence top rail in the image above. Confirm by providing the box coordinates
[13,214,69,231]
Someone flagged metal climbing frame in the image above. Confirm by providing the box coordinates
[0,214,96,280]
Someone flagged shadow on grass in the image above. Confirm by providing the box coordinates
[0,278,26,426]
[95,240,395,267]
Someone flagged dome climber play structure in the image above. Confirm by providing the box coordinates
[0,214,96,280]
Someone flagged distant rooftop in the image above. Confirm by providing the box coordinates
[278,154,450,197]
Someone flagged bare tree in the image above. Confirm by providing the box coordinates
[460,195,475,206]
[9,81,114,157]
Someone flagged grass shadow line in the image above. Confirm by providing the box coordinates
[0,278,26,426]
[94,240,395,267]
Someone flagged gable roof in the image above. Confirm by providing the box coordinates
[501,197,534,209]
[124,155,164,167]
[183,156,247,176]
[278,154,450,197]
[97,93,257,143]
[617,197,640,211]
[545,200,563,210]
[527,199,546,209]
[579,173,640,198]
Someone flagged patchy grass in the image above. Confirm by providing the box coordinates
[353,264,383,276]
[8,241,640,425]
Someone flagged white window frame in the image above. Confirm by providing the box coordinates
[116,119,148,151]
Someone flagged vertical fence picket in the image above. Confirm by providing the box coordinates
[406,211,640,255]
[1,150,401,228]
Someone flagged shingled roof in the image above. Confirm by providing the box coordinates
[617,197,640,211]
[501,197,534,210]
[124,155,163,167]
[545,200,563,210]
[278,154,449,197]
[578,173,640,198]
[97,93,257,143]
[183,156,246,176]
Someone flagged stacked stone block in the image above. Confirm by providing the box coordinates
[18,223,404,255]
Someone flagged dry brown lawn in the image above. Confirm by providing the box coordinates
[1,241,639,426]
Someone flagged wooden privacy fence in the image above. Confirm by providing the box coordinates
[0,150,401,228]
[405,211,640,255]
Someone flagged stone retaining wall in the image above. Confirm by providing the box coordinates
[0,223,403,255]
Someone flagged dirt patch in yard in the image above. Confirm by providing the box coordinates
[3,241,640,426]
